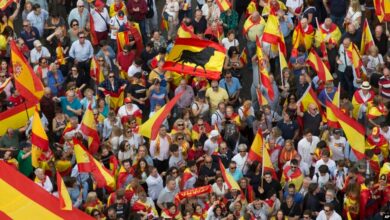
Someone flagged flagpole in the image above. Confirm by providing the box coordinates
[23,100,30,120]
[261,142,265,188]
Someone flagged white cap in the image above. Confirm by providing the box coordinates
[210,130,219,138]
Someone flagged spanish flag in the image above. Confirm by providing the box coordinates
[0,0,12,10]
[179,168,193,190]
[245,0,258,18]
[0,100,35,135]
[240,48,248,66]
[0,76,11,94]
[297,86,321,112]
[103,87,125,111]
[360,19,375,55]
[326,101,365,160]
[56,171,72,210]
[306,49,333,82]
[10,40,44,103]
[218,159,240,190]
[161,16,169,32]
[262,13,286,56]
[248,129,263,162]
[31,107,50,168]
[379,162,390,180]
[326,83,341,128]
[90,57,105,85]
[256,87,268,106]
[292,23,315,56]
[163,38,226,80]
[55,159,72,176]
[256,37,274,101]
[139,92,184,139]
[279,45,288,85]
[89,14,99,46]
[314,22,330,70]
[73,138,115,190]
[215,0,231,12]
[374,0,390,22]
[177,23,197,39]
[56,45,66,65]
[262,142,278,180]
[346,43,364,78]
[0,161,94,219]
[280,165,304,190]
[243,14,265,35]
[80,104,100,154]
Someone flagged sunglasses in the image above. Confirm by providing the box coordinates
[79,36,85,39]
[98,59,104,62]
[177,124,184,126]
[230,167,236,170]
[109,76,114,78]
[177,137,184,140]
[72,23,79,27]
[198,123,204,126]
[78,5,84,7]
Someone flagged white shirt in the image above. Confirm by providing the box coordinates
[314,159,337,176]
[146,174,164,200]
[201,3,220,22]
[286,0,303,17]
[30,47,51,64]
[297,136,320,166]
[117,104,141,119]
[329,136,347,161]
[109,15,128,39]
[380,127,390,142]
[221,38,239,51]
[312,173,331,188]
[316,210,342,220]
[150,135,171,160]
[91,8,110,32]
[232,153,248,174]
[204,138,219,155]
[212,182,228,196]
[103,117,122,140]
[36,176,53,193]
[127,64,142,77]
[0,79,13,98]
[211,110,225,131]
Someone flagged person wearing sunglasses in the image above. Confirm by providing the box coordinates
[67,0,88,30]
[69,31,94,78]
[316,203,342,220]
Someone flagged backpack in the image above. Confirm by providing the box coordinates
[146,0,154,18]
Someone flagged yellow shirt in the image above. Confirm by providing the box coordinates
[0,20,13,33]
[148,68,172,82]
[205,87,228,113]
[247,23,265,42]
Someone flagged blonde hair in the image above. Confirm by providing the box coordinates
[86,191,97,203]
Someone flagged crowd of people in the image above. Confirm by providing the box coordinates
[0,0,390,219]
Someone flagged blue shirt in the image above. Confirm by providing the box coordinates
[283,192,304,204]
[290,53,307,76]
[60,97,82,118]
[279,17,294,37]
[277,120,298,140]
[47,70,65,96]
[20,27,40,50]
[150,87,167,111]
[219,77,242,96]
[318,87,336,105]
[227,168,243,182]
[69,40,94,62]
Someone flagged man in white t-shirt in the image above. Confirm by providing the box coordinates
[109,10,127,40]
[328,129,347,161]
[204,130,220,155]
[316,203,342,220]
[297,130,320,167]
[117,97,142,122]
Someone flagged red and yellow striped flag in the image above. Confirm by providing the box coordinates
[80,104,100,154]
[103,87,125,111]
[307,49,333,82]
[73,138,115,190]
[161,17,169,32]
[56,45,66,65]
[0,101,35,135]
[116,31,129,53]
[0,0,13,10]
[240,48,248,66]
[279,45,288,85]
[326,83,341,128]
[90,57,104,85]
[218,159,240,190]
[346,43,364,78]
[163,38,226,80]
[374,0,390,22]
[297,86,321,112]
[360,19,375,55]
[326,101,365,160]
[139,92,184,139]
[243,15,265,35]
[0,161,94,219]
[177,23,197,39]
[10,40,44,103]
[179,168,193,190]
[245,0,257,18]
[89,14,99,46]
[248,129,263,162]
[56,171,72,210]
[256,87,268,106]
[262,13,286,56]
[256,37,274,101]
[31,107,50,168]
[262,141,278,180]
[215,0,231,12]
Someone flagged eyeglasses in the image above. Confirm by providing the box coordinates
[72,23,79,27]
[230,167,236,170]
[177,124,184,126]
[78,5,84,8]
[23,24,29,27]
[220,147,227,150]
[177,137,184,140]
[291,166,297,169]
[126,130,132,133]
[109,76,114,78]
[212,86,218,89]
[172,171,178,174]
[79,36,85,39]
[98,59,104,62]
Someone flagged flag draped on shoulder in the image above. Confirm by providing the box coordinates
[56,171,72,210]
[163,38,226,80]
[31,107,50,168]
[73,138,116,190]
[215,0,231,12]
[374,0,390,22]
[103,87,125,111]
[262,13,286,56]
[243,14,265,35]
[177,23,197,39]
[240,48,248,66]
[139,92,184,140]
[80,104,100,154]
[256,37,274,101]
[179,168,193,190]
[10,40,44,103]
[90,57,104,85]
[306,49,333,82]
[89,14,99,46]
[0,161,94,219]
[218,159,240,190]
[326,101,365,160]
[360,19,375,55]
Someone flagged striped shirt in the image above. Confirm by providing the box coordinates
[379,76,390,99]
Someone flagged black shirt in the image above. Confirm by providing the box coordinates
[328,0,347,17]
[127,83,147,106]
[259,179,282,200]
[303,112,322,136]
[374,33,388,56]
[281,202,302,217]
[192,17,207,34]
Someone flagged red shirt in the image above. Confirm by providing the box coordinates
[116,51,135,72]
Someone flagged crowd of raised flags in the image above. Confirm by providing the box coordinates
[0,0,390,219]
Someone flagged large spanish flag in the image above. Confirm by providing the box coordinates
[31,107,50,168]
[89,14,99,46]
[80,104,100,154]
[218,159,240,190]
[56,171,72,210]
[346,43,364,78]
[306,49,333,82]
[73,138,115,190]
[90,57,104,85]
[262,13,286,56]
[139,92,184,140]
[240,48,248,66]
[0,161,94,219]
[297,86,321,111]
[262,142,278,180]
[177,23,197,39]
[245,0,258,18]
[248,129,263,162]
[326,83,341,128]
[10,40,44,103]
[256,37,274,101]
[326,101,365,160]
[163,38,226,80]
[215,0,231,12]
[103,87,125,111]
[360,19,375,55]
[0,101,35,135]
[374,0,390,22]
[0,0,13,10]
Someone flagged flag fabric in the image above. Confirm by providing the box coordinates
[314,21,331,69]
[215,0,231,12]
[346,43,364,79]
[73,138,116,190]
[10,40,44,103]
[177,23,197,39]
[103,87,125,111]
[0,161,94,219]
[139,92,184,139]
[80,104,100,154]
[279,45,288,86]
[174,185,212,205]
[297,86,321,111]
[306,49,333,82]
[161,16,169,32]
[179,168,193,190]
[360,19,375,55]
[116,31,129,53]
[89,14,99,46]
[326,83,341,128]
[56,171,72,210]
[56,45,66,65]
[292,23,315,56]
[0,0,13,10]
[245,0,258,18]
[240,48,248,66]
[218,159,240,190]
[256,87,268,106]
[0,101,35,135]
[243,15,265,35]
[326,101,365,160]
[280,165,304,190]
[0,77,11,94]
[374,0,390,22]
[248,129,263,162]
[262,142,278,180]
[262,13,286,56]
[90,57,104,85]
[256,37,274,101]
[31,107,50,168]
[163,38,226,80]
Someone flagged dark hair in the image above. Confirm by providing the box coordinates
[70,19,79,26]
[317,140,327,149]
[308,182,319,194]
[228,46,239,57]
[290,159,299,165]
[169,144,179,152]
[318,164,329,174]
[119,140,128,152]
[32,3,41,10]
[288,183,296,189]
